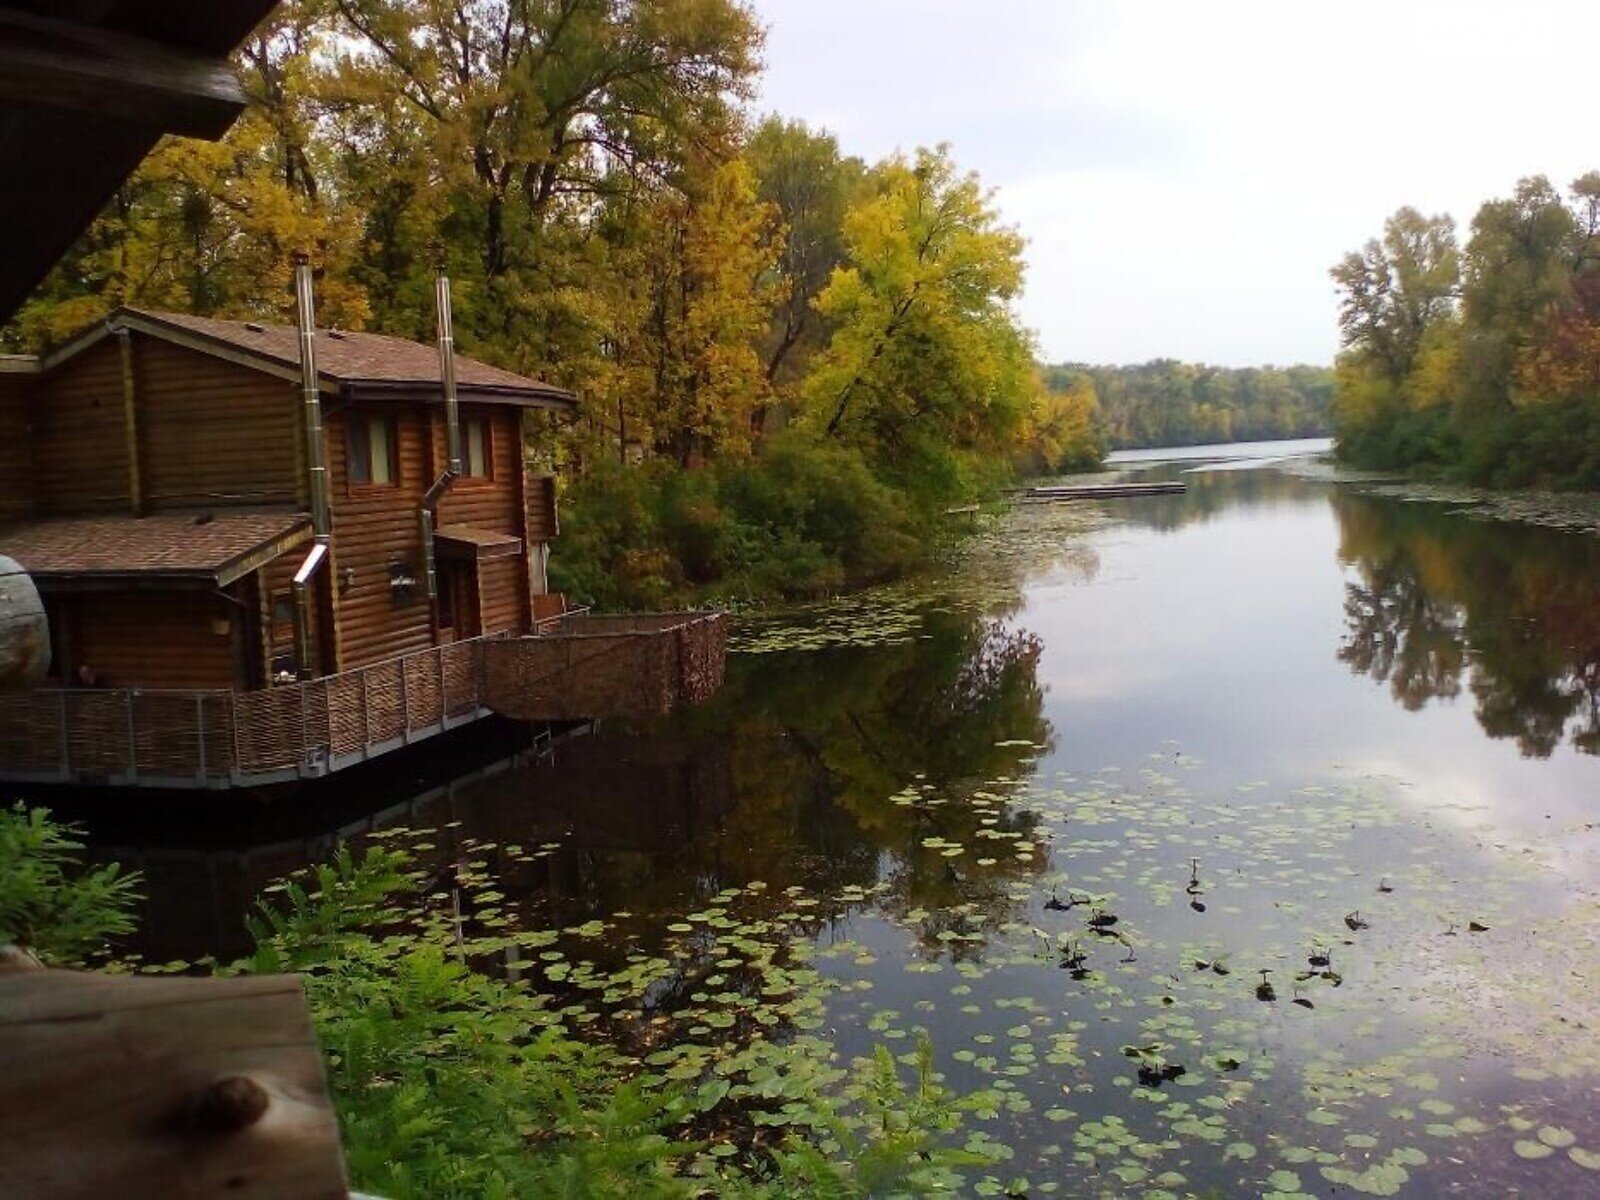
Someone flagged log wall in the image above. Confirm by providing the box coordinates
[30,337,128,514]
[49,589,241,690]
[0,373,32,524]
[133,338,301,509]
[326,404,436,668]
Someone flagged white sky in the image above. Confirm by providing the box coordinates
[748,0,1600,367]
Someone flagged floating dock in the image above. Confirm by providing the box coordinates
[1027,481,1187,500]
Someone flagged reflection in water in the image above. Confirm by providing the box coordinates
[102,606,1051,963]
[1335,491,1600,757]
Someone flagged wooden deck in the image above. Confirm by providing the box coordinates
[0,612,727,790]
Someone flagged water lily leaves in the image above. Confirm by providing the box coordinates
[1569,1146,1600,1170]
[1537,1125,1577,1149]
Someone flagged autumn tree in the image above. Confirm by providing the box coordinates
[802,147,1034,496]
[746,117,864,399]
[1330,207,1460,384]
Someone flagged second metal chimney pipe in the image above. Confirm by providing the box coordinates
[420,268,462,604]
[291,253,332,679]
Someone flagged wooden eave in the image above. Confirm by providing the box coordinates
[435,525,524,562]
[17,516,311,592]
[341,379,578,412]
[0,0,279,324]
[41,312,579,412]
[46,313,338,394]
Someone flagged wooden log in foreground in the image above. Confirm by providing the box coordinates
[0,951,348,1199]
[1026,481,1187,500]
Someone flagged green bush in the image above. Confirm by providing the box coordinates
[553,433,938,608]
[0,802,141,965]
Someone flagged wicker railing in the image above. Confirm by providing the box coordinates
[0,636,497,788]
[0,613,729,789]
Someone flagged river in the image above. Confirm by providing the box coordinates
[80,437,1600,1196]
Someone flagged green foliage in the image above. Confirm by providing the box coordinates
[552,432,927,607]
[0,803,141,965]
[1332,171,1600,489]
[224,836,1003,1197]
[242,848,697,1198]
[6,7,1082,602]
[1047,361,1335,450]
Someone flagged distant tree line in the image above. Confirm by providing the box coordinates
[1040,361,1334,451]
[1330,171,1600,489]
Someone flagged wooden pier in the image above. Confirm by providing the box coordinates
[1026,481,1187,500]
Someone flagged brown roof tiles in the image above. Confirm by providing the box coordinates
[103,309,576,409]
[1,511,312,586]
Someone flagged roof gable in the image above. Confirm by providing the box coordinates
[41,308,577,411]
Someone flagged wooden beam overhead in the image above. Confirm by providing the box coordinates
[0,8,247,139]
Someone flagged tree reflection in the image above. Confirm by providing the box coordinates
[1334,491,1600,757]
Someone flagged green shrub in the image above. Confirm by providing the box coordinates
[0,802,141,965]
[553,433,941,608]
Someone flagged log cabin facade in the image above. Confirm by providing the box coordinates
[0,307,572,694]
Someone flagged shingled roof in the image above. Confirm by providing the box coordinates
[2,510,312,587]
[42,308,577,410]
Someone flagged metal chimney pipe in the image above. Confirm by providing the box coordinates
[435,269,462,475]
[291,253,331,679]
[294,254,331,540]
[420,268,462,605]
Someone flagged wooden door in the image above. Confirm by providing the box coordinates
[437,562,480,643]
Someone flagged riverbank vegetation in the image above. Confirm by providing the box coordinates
[3,0,1101,606]
[1044,361,1334,450]
[0,802,1008,1197]
[1331,171,1600,489]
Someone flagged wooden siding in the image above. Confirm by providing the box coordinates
[30,337,129,515]
[479,555,523,635]
[46,589,241,690]
[0,374,33,523]
[326,404,435,669]
[525,473,558,542]
[133,337,301,508]
[435,406,522,533]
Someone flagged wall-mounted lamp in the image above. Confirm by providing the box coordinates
[340,566,356,596]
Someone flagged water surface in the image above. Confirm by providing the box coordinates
[90,443,1600,1197]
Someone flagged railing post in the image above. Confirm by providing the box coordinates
[437,645,447,723]
[298,684,309,767]
[125,690,137,783]
[360,670,371,752]
[58,692,70,779]
[231,692,242,780]
[195,694,208,784]
[399,659,410,738]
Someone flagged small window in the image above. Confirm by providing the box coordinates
[464,416,490,479]
[348,414,397,486]
[270,594,296,640]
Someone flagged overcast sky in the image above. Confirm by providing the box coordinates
[748,1,1598,367]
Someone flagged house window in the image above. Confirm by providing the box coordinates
[269,591,299,682]
[348,414,397,486]
[464,416,490,479]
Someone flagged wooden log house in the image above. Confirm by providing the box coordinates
[0,298,726,788]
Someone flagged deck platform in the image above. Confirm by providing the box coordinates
[0,612,727,790]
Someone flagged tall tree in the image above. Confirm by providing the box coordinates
[803,146,1033,488]
[746,118,863,397]
[1330,206,1460,384]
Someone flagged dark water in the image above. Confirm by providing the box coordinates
[83,445,1600,1196]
